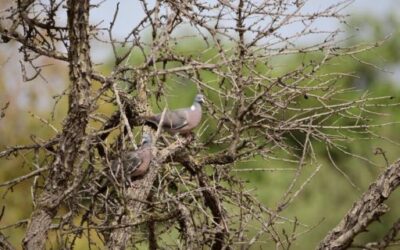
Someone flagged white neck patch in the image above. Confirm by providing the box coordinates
[190,104,196,111]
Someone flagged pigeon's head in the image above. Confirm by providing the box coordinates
[141,133,152,145]
[194,94,205,104]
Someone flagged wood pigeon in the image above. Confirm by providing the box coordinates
[110,133,153,181]
[144,94,205,134]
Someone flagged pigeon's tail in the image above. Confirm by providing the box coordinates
[143,116,159,130]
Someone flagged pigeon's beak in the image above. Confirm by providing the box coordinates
[141,134,152,144]
[197,95,205,104]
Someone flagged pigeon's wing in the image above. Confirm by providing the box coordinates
[164,110,189,129]
[147,110,188,130]
[123,151,143,174]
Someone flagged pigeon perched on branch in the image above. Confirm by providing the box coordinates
[144,94,205,134]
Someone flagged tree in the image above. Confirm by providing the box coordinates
[0,0,399,249]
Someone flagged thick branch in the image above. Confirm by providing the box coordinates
[22,0,92,249]
[173,152,229,250]
[317,159,400,250]
[106,138,192,249]
[364,218,400,249]
[0,232,14,250]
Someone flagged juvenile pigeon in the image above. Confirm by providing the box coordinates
[110,133,153,180]
[144,94,205,134]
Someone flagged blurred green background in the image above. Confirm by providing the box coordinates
[1,10,400,250]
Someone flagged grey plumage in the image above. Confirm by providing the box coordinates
[110,133,153,180]
[144,94,205,134]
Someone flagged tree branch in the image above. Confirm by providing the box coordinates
[364,218,400,250]
[0,232,15,250]
[106,137,193,249]
[22,0,92,249]
[317,159,400,250]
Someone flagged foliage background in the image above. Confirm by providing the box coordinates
[1,3,400,249]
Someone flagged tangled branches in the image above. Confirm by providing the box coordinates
[1,0,399,249]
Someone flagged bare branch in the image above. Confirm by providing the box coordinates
[317,159,400,250]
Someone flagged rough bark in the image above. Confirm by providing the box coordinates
[317,159,400,250]
[106,138,191,249]
[0,232,14,250]
[364,218,400,249]
[0,1,396,249]
[173,152,230,250]
[22,0,92,249]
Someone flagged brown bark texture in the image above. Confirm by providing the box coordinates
[0,0,399,249]
[317,159,400,250]
[22,0,92,249]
